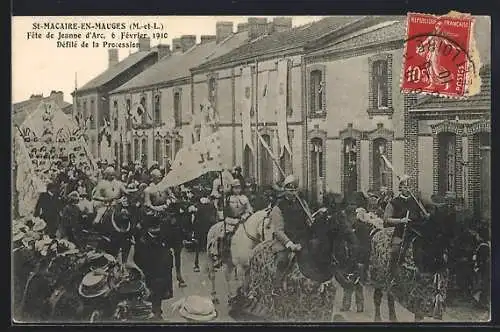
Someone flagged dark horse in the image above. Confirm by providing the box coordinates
[370,203,455,322]
[241,206,352,321]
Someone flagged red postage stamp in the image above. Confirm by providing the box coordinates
[401,12,478,98]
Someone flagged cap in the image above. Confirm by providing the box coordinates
[231,179,241,187]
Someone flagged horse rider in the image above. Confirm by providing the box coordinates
[92,166,129,225]
[383,175,429,280]
[143,169,177,227]
[215,179,253,268]
[269,175,312,294]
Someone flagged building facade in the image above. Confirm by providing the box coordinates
[108,22,249,169]
[72,40,159,162]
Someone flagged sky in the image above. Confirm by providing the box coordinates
[12,16,327,104]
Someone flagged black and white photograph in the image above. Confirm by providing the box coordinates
[11,14,491,323]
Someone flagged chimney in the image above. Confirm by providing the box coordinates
[108,49,119,68]
[157,44,171,59]
[216,21,233,44]
[248,17,268,40]
[50,90,64,105]
[180,35,197,52]
[237,22,248,32]
[271,17,293,33]
[200,35,216,44]
[138,37,151,52]
[172,38,183,53]
[30,94,43,100]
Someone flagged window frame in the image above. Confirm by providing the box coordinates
[173,88,182,128]
[367,53,394,118]
[306,64,327,118]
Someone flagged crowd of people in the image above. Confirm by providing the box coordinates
[25,154,490,320]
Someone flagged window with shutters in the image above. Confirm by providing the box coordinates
[154,94,161,125]
[126,99,132,130]
[113,101,119,130]
[174,91,181,127]
[438,132,456,194]
[368,54,393,117]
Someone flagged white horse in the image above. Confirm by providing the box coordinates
[206,209,274,304]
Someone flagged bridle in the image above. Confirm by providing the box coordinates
[241,209,271,243]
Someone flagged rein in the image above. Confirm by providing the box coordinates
[241,209,271,243]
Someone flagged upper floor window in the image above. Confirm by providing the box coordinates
[368,54,393,117]
[126,99,131,130]
[90,99,96,129]
[174,91,181,127]
[310,70,324,114]
[373,60,388,108]
[113,101,119,130]
[208,77,217,105]
[154,94,161,124]
[140,97,147,124]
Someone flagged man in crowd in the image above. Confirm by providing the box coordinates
[139,168,176,319]
[383,175,429,280]
[214,179,253,268]
[92,166,129,224]
[231,166,245,189]
[269,175,312,293]
[33,182,63,237]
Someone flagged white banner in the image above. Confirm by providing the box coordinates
[157,132,223,189]
[276,59,292,157]
[240,66,254,151]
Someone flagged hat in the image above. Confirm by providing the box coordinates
[398,174,411,184]
[231,179,241,187]
[150,169,162,178]
[78,270,111,298]
[103,166,116,175]
[178,296,217,322]
[126,182,139,193]
[67,191,81,202]
[283,175,298,189]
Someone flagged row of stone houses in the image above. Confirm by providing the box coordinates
[73,16,490,220]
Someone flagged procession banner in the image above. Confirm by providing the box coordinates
[157,131,223,189]
[276,59,292,156]
[240,66,254,151]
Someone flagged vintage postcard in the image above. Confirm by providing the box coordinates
[11,15,491,323]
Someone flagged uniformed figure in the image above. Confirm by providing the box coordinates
[143,169,176,219]
[91,166,129,224]
[383,175,429,279]
[269,175,312,292]
[215,179,253,266]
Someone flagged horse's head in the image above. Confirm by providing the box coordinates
[410,204,457,274]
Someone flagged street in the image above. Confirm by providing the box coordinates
[160,250,489,323]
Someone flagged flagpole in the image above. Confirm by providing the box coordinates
[257,132,314,226]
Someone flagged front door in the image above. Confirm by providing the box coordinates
[479,146,491,221]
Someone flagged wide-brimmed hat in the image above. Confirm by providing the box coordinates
[178,296,217,322]
[67,191,81,202]
[282,175,298,189]
[78,270,111,298]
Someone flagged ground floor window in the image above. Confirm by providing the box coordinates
[134,139,139,161]
[438,132,456,194]
[373,138,389,190]
[141,138,148,164]
[260,134,273,186]
[343,138,358,196]
[243,145,254,180]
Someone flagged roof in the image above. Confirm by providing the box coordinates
[13,100,71,126]
[77,50,157,93]
[307,19,405,57]
[111,32,249,94]
[17,102,78,136]
[196,16,362,69]
[412,64,491,109]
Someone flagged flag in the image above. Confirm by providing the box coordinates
[276,59,292,157]
[240,66,254,151]
[131,103,146,124]
[157,132,224,189]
